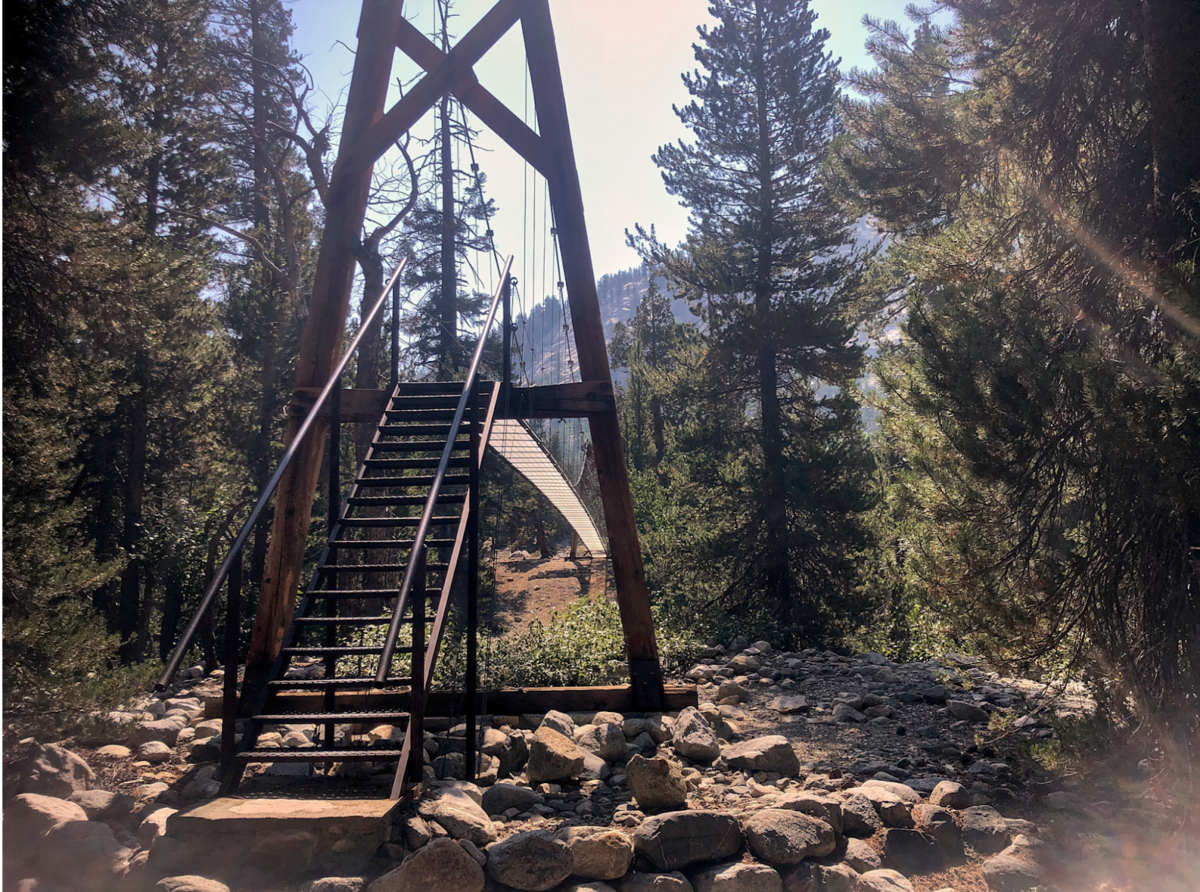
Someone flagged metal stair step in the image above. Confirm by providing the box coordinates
[395,381,492,395]
[236,748,404,763]
[317,562,449,574]
[293,616,430,626]
[252,711,410,724]
[369,440,468,452]
[267,677,412,689]
[279,645,390,656]
[369,445,471,458]
[376,426,471,438]
[346,494,465,506]
[361,458,473,471]
[355,473,469,486]
[337,517,459,529]
[330,538,456,550]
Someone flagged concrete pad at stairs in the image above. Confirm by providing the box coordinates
[168,798,396,879]
[170,797,397,836]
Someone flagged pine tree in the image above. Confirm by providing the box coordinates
[611,277,683,474]
[839,0,1200,728]
[630,0,877,642]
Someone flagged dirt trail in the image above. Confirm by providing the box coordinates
[489,548,607,629]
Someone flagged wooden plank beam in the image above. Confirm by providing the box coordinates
[394,17,551,178]
[290,388,389,422]
[224,684,699,720]
[521,0,664,710]
[247,0,405,679]
[341,0,523,182]
[505,380,615,418]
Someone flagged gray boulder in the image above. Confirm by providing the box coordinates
[844,838,882,873]
[839,793,882,837]
[626,755,688,811]
[857,869,916,892]
[929,780,971,809]
[139,741,174,764]
[485,829,574,891]
[68,789,135,824]
[632,811,743,871]
[670,707,720,763]
[692,862,781,892]
[497,730,530,778]
[156,879,230,892]
[481,782,541,816]
[367,838,484,892]
[577,722,628,762]
[11,744,95,798]
[767,695,808,714]
[416,786,497,846]
[981,841,1043,892]
[539,710,576,737]
[721,735,800,776]
[742,808,836,865]
[130,719,187,748]
[960,805,1011,854]
[912,803,961,852]
[526,727,585,784]
[881,828,946,873]
[555,826,633,880]
[946,700,989,723]
[137,807,178,847]
[619,872,693,891]
[775,791,843,835]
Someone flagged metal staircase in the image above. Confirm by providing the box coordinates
[225,380,499,797]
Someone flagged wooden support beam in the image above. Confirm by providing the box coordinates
[505,380,615,418]
[217,684,699,720]
[521,0,664,709]
[342,0,523,182]
[394,17,551,178]
[290,388,389,422]
[246,0,405,678]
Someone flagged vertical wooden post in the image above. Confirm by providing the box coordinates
[220,557,241,782]
[245,0,406,679]
[522,0,664,709]
[466,380,481,781]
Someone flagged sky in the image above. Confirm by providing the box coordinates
[288,0,907,305]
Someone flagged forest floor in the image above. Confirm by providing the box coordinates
[489,546,609,629]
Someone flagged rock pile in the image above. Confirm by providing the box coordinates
[3,646,1088,891]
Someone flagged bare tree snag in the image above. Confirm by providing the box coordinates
[246,0,406,677]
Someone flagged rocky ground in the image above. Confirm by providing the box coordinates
[4,640,1196,892]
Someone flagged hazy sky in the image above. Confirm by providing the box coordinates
[289,0,904,307]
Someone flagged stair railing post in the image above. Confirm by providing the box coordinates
[409,544,426,787]
[391,276,401,394]
[501,274,512,397]
[220,555,242,781]
[328,375,342,534]
[466,379,480,782]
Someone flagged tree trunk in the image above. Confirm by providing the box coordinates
[160,567,183,661]
[751,2,789,605]
[1142,0,1200,250]
[439,93,457,378]
[354,248,386,467]
[117,349,150,663]
[534,514,551,559]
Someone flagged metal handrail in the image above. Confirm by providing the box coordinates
[157,257,409,689]
[375,254,514,682]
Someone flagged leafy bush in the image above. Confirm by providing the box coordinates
[438,595,704,690]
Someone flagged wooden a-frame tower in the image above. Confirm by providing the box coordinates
[246,0,666,709]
